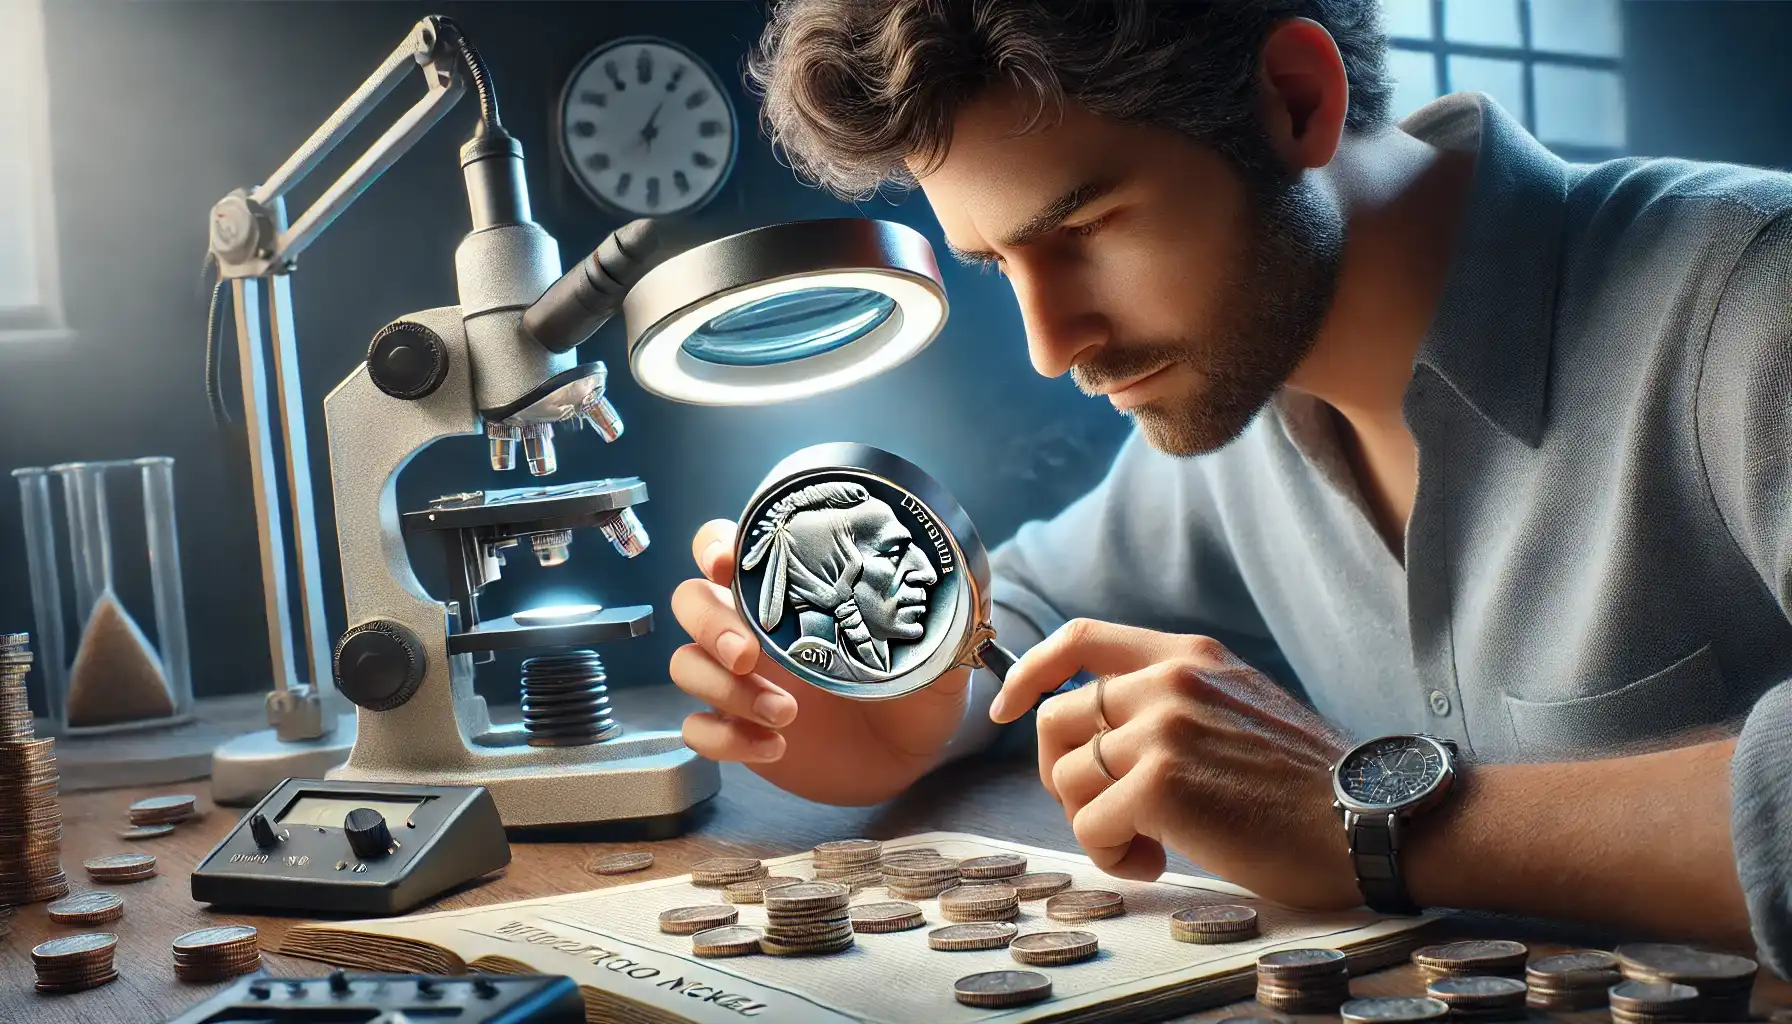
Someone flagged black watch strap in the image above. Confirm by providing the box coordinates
[1347,811,1422,915]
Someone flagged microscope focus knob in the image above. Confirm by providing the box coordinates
[367,321,449,400]
[333,621,426,712]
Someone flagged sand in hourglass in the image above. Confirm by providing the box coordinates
[65,591,174,727]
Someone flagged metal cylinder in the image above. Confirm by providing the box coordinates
[518,650,619,746]
[486,421,520,471]
[531,530,572,568]
[579,394,624,442]
[521,423,556,476]
[596,508,649,558]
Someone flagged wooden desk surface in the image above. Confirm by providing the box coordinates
[4,690,1788,1023]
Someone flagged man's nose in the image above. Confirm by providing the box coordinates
[1008,266,1106,378]
[905,548,938,585]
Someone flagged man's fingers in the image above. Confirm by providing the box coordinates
[1048,717,1149,814]
[669,645,797,728]
[1105,836,1168,882]
[682,711,786,763]
[671,576,761,675]
[690,519,740,586]
[991,619,1196,723]
[1068,771,1151,870]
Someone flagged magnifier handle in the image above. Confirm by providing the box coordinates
[974,638,1017,680]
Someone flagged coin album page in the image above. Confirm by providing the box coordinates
[280,833,1437,1024]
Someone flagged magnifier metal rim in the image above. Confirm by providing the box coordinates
[623,219,947,406]
[731,442,993,701]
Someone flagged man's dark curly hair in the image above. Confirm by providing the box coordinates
[746,1,1394,202]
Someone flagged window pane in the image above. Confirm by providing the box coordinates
[0,0,40,311]
[1388,48,1441,121]
[1534,63,1626,149]
[1447,56,1526,124]
[1383,0,1434,39]
[1444,0,1522,47]
[1530,0,1622,57]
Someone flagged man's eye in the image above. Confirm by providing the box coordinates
[1064,214,1110,240]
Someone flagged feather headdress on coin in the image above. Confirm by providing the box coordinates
[739,481,873,633]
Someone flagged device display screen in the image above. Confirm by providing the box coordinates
[276,795,425,829]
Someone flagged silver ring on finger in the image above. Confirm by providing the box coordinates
[1091,728,1118,784]
[1094,673,1113,733]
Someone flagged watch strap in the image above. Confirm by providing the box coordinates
[1347,811,1422,915]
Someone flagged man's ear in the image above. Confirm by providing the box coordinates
[1256,17,1350,172]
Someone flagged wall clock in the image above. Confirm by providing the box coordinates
[557,36,739,217]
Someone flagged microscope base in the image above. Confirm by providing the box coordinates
[209,713,359,807]
[324,727,721,829]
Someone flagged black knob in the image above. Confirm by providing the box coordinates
[474,977,500,999]
[333,621,426,711]
[367,320,450,400]
[328,969,350,995]
[344,807,392,860]
[249,812,278,848]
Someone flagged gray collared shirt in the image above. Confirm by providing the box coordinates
[950,91,1792,974]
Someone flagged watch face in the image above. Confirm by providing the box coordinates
[1337,736,1448,808]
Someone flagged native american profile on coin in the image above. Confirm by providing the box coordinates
[738,480,940,682]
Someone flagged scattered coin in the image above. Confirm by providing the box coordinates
[690,856,768,887]
[1007,871,1073,900]
[959,853,1027,879]
[1010,930,1099,966]
[1426,975,1528,1019]
[586,851,654,875]
[1411,939,1528,980]
[1256,948,1351,1015]
[117,824,175,841]
[32,932,119,994]
[1045,888,1124,922]
[1340,996,1450,1022]
[813,839,882,861]
[929,922,1021,951]
[848,901,926,933]
[1171,904,1260,943]
[172,924,260,982]
[127,794,196,826]
[1526,950,1620,1012]
[47,891,124,926]
[83,852,156,883]
[1608,980,1703,1024]
[954,969,1052,1009]
[725,876,803,904]
[658,905,740,935]
[691,925,762,958]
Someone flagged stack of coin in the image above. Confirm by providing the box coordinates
[690,857,768,888]
[1340,996,1449,1023]
[883,852,961,899]
[959,853,1027,880]
[723,876,802,904]
[1615,943,1758,1022]
[954,970,1052,1009]
[46,891,125,926]
[0,632,68,906]
[1608,980,1703,1024]
[84,853,156,884]
[761,880,853,956]
[1007,871,1073,901]
[811,839,883,889]
[1172,905,1260,944]
[941,883,1020,923]
[1410,940,1529,981]
[1010,930,1099,966]
[658,905,739,935]
[128,794,196,828]
[1526,950,1622,1011]
[1255,948,1351,1015]
[847,901,926,933]
[1045,889,1124,922]
[929,922,1019,951]
[1425,976,1529,1020]
[172,925,261,982]
[32,932,119,993]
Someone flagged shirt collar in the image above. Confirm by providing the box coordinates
[1401,92,1570,448]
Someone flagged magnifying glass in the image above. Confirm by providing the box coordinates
[730,442,1017,701]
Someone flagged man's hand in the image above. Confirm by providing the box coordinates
[990,618,1360,910]
[669,519,971,806]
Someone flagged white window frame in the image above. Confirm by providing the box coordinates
[1,0,70,343]
[1390,0,1626,162]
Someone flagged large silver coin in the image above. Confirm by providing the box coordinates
[734,443,999,700]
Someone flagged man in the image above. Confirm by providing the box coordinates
[667,0,1792,974]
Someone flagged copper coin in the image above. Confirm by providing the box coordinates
[1007,871,1073,899]
[1257,947,1349,979]
[586,851,654,875]
[1411,939,1528,971]
[172,925,258,953]
[1010,929,1099,966]
[83,853,156,875]
[658,905,739,935]
[940,883,1018,908]
[1426,975,1528,1007]
[928,922,1020,951]
[959,854,1027,879]
[762,881,851,913]
[690,925,762,957]
[1045,888,1124,921]
[848,901,925,933]
[954,970,1052,1008]
[32,932,117,962]
[1614,943,1758,987]
[118,825,175,841]
[47,891,123,924]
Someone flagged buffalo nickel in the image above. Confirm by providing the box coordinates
[586,851,654,875]
[848,901,926,933]
[954,970,1053,1009]
[691,925,762,958]
[959,854,1027,879]
[1045,888,1124,922]
[659,905,739,935]
[1340,996,1450,1023]
[1010,930,1099,966]
[1007,871,1073,900]
[1172,904,1260,943]
[929,922,1020,951]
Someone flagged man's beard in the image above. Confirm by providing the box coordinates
[1072,167,1345,457]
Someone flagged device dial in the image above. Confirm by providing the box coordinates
[333,621,426,712]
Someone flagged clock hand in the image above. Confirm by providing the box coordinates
[639,102,666,152]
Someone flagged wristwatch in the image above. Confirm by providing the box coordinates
[1330,734,1460,916]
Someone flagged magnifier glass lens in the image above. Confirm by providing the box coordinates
[681,287,896,367]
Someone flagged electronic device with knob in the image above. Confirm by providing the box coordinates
[191,777,509,915]
[163,967,584,1023]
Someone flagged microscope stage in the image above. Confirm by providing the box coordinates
[446,604,653,654]
[404,478,647,533]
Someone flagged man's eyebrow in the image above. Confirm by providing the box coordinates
[943,178,1119,265]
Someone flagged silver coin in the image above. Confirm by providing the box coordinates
[1427,976,1528,999]
[733,444,991,701]
[1340,996,1450,1022]
[1614,943,1758,982]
